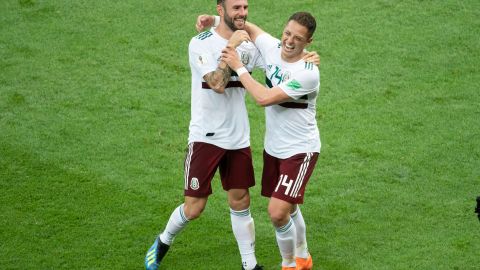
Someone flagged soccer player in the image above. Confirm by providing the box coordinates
[144,1,265,270]
[218,12,320,270]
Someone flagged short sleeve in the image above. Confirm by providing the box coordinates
[188,37,218,77]
[254,33,280,60]
[279,68,320,100]
[252,50,265,70]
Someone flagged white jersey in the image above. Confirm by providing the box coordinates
[188,28,263,149]
[255,33,321,159]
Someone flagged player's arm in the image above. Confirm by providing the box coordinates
[243,22,321,65]
[243,21,265,43]
[203,61,231,94]
[194,15,230,93]
[195,15,264,42]
[221,46,289,106]
[202,30,251,92]
[196,17,251,93]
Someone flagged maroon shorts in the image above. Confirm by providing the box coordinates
[261,151,319,204]
[184,142,255,197]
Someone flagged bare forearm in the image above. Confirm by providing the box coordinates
[203,61,232,93]
[238,73,271,106]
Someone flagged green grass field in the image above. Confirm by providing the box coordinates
[1,0,479,269]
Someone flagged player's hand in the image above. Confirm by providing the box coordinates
[221,47,243,70]
[196,14,214,32]
[303,51,320,66]
[227,30,251,48]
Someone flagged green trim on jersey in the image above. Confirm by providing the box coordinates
[304,62,314,70]
[196,31,213,40]
[286,79,302,90]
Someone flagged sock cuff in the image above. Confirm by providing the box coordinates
[290,206,300,218]
[230,208,251,217]
[179,204,190,223]
[276,218,294,233]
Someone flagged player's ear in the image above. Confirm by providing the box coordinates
[216,4,224,17]
[306,37,313,46]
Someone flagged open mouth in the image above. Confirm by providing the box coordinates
[235,18,245,24]
[284,43,295,52]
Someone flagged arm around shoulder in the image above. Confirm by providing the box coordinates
[244,21,265,43]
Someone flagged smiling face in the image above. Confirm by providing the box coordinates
[280,20,313,62]
[218,0,248,31]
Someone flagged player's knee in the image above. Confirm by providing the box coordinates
[268,205,290,226]
[183,200,207,220]
[228,189,250,211]
[183,205,204,220]
[268,208,290,227]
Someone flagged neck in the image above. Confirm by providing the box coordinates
[214,23,235,40]
[281,51,306,63]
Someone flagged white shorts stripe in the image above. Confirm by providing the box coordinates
[291,153,312,198]
[184,143,194,190]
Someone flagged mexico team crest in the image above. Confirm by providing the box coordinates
[190,177,200,190]
[241,51,250,65]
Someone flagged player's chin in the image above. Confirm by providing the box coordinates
[282,46,295,56]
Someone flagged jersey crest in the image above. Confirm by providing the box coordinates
[241,51,250,65]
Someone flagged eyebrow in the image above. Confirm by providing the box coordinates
[232,4,248,8]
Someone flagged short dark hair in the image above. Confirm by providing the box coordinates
[217,0,224,4]
[288,12,316,39]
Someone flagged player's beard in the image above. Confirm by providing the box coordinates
[224,12,247,31]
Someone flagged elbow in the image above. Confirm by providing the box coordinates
[256,97,271,107]
[212,86,225,94]
[208,82,225,93]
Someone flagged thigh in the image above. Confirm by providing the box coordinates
[261,150,280,198]
[218,147,255,191]
[184,142,225,197]
[271,152,319,204]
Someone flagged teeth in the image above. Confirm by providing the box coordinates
[285,44,294,49]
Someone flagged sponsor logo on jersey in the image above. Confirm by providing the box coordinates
[190,177,200,190]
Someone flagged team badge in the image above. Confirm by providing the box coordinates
[190,177,200,190]
[241,51,250,65]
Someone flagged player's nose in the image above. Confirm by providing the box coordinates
[238,7,247,17]
[285,36,294,44]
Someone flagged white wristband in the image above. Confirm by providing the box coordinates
[236,66,248,77]
[213,16,220,27]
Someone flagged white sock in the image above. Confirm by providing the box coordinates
[275,218,296,267]
[230,208,257,270]
[159,204,190,245]
[291,206,309,258]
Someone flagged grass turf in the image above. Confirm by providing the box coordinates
[1,0,479,269]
